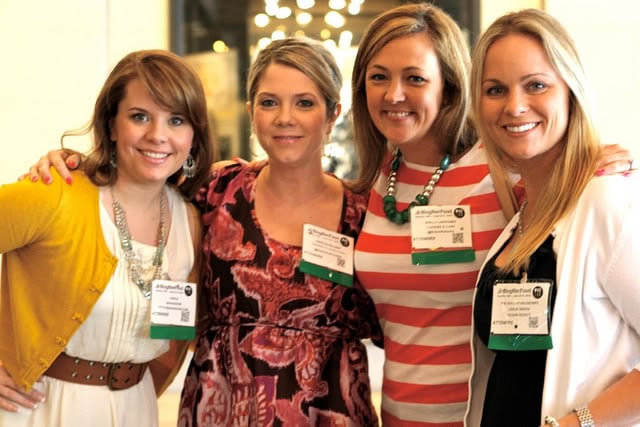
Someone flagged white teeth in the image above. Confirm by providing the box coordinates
[506,123,537,133]
[386,111,410,117]
[142,151,170,159]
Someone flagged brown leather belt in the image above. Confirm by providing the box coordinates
[44,352,148,390]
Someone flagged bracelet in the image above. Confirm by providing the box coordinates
[573,405,595,427]
[544,415,560,427]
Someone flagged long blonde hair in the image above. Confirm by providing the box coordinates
[471,9,601,274]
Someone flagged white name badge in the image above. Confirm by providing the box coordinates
[409,205,475,264]
[490,281,551,335]
[299,224,354,287]
[150,279,197,340]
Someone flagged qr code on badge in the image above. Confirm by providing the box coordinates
[528,316,539,329]
[453,232,463,244]
[181,308,190,323]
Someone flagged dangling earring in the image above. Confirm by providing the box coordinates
[109,142,118,169]
[182,153,196,178]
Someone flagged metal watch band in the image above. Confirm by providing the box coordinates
[574,405,595,427]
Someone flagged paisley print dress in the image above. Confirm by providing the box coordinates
[178,162,382,427]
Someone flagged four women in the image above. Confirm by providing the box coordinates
[10,5,639,426]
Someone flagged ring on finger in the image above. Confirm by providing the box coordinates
[629,159,636,171]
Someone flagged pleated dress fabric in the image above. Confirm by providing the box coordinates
[0,185,193,427]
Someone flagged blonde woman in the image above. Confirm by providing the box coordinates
[467,9,640,427]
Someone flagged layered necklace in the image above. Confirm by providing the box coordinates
[383,149,451,224]
[111,186,167,299]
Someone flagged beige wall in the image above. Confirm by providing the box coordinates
[0,0,638,188]
[0,0,169,185]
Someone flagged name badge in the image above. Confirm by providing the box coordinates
[299,224,354,287]
[410,205,475,264]
[488,279,554,351]
[149,279,197,340]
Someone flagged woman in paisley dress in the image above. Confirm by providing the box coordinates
[177,37,382,426]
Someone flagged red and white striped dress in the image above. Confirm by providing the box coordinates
[355,143,512,426]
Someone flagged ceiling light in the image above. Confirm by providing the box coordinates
[347,3,360,15]
[296,12,312,26]
[329,0,347,10]
[271,30,286,40]
[275,6,292,19]
[338,30,353,48]
[296,0,315,9]
[324,11,345,28]
[212,40,229,53]
[254,13,270,28]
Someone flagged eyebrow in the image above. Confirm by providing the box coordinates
[368,63,427,74]
[256,91,319,98]
[482,72,554,84]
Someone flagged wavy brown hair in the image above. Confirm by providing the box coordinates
[62,49,216,199]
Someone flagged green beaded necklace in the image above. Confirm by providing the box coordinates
[382,149,451,225]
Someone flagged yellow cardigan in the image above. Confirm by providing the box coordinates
[1,171,119,391]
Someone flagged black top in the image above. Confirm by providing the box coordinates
[474,235,556,427]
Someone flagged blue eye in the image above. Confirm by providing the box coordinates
[527,81,547,92]
[170,116,185,126]
[298,99,314,108]
[368,73,386,81]
[485,86,504,96]
[259,99,276,107]
[132,112,148,122]
[408,75,426,84]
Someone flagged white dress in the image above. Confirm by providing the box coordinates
[1,185,194,427]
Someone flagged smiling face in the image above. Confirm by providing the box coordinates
[364,34,444,156]
[248,63,339,168]
[109,79,194,185]
[480,33,570,170]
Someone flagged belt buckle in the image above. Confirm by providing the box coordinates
[107,362,126,390]
[106,362,145,390]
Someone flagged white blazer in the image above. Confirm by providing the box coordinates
[465,173,640,426]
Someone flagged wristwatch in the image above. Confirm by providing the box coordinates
[573,405,595,427]
[544,415,560,427]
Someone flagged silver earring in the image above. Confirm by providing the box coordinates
[109,146,117,169]
[182,154,196,178]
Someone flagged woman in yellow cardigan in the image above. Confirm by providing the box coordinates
[0,49,214,426]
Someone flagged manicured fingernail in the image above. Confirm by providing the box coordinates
[67,160,76,168]
[44,176,52,184]
[624,171,632,177]
[30,175,39,182]
[65,176,73,185]
[595,169,605,176]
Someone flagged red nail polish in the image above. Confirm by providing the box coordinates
[30,175,38,182]
[595,169,605,176]
[67,160,76,168]
[624,171,632,177]
[44,176,52,184]
[65,176,73,185]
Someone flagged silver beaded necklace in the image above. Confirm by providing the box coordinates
[110,186,167,299]
[383,148,451,224]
